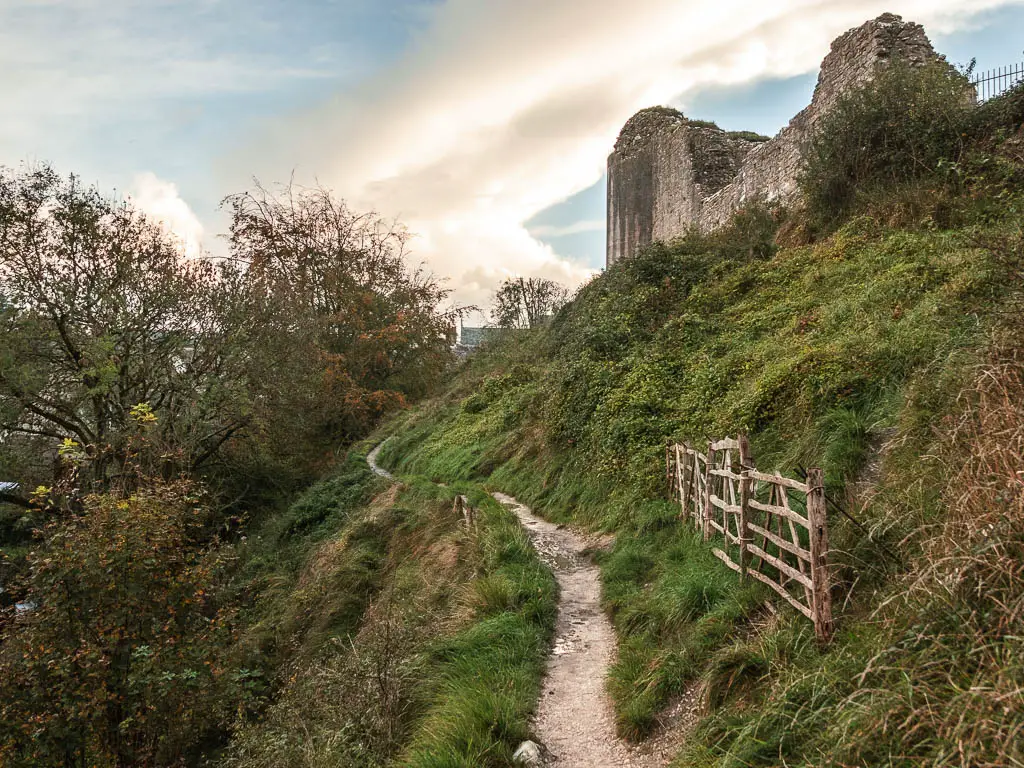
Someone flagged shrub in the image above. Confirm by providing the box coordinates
[223,589,426,768]
[801,61,974,229]
[972,79,1024,136]
[0,481,241,766]
[727,130,771,143]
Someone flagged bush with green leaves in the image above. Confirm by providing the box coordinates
[0,481,242,767]
[800,61,974,229]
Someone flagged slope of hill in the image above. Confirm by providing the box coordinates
[218,451,557,768]
[371,76,1024,766]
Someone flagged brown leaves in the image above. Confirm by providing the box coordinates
[0,479,244,765]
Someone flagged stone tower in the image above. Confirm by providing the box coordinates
[605,14,939,267]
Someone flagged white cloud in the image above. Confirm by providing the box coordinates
[239,0,1022,312]
[529,220,606,238]
[0,0,361,172]
[128,173,205,260]
[6,0,1021,316]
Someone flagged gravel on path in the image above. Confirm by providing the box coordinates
[492,493,693,768]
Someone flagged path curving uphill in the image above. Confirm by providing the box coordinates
[491,493,693,768]
[491,493,652,767]
[366,442,393,479]
[367,445,684,767]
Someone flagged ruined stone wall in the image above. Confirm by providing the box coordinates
[607,14,940,265]
[607,109,691,267]
[606,109,756,266]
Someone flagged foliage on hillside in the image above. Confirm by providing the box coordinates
[1,440,557,767]
[376,74,1024,766]
[0,169,464,766]
[801,61,1024,231]
[220,454,556,768]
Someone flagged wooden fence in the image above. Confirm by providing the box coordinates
[453,494,475,528]
[667,436,834,643]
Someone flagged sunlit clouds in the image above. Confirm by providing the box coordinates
[244,0,1022,310]
[3,0,1023,311]
[128,173,205,261]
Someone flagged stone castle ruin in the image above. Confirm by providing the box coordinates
[606,14,940,266]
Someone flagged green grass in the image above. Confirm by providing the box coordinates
[219,449,557,768]
[225,450,389,670]
[400,489,556,767]
[369,154,1024,764]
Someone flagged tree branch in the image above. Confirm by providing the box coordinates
[0,490,32,509]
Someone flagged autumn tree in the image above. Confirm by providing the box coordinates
[0,166,261,499]
[490,276,568,329]
[223,182,462,443]
[0,169,467,764]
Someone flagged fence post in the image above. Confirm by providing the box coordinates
[702,441,714,541]
[738,434,753,582]
[666,442,673,501]
[806,468,834,644]
[679,445,691,525]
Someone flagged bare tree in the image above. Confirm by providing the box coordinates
[490,277,568,329]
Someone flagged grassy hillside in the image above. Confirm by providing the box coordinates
[373,77,1024,766]
[214,451,556,768]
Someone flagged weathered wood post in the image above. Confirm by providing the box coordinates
[806,468,834,644]
[666,442,674,501]
[738,434,753,582]
[702,441,714,541]
[679,445,691,525]
[455,495,474,528]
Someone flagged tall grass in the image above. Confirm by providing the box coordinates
[220,460,556,768]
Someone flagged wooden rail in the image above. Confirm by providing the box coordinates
[668,436,834,643]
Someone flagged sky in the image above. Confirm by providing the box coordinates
[2,0,1024,316]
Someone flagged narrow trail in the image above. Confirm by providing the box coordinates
[366,443,393,479]
[492,493,687,768]
[366,444,690,767]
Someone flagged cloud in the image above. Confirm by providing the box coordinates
[528,220,607,238]
[128,173,205,260]
[237,0,1021,310]
[0,0,387,174]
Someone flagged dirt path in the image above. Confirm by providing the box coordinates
[366,446,690,766]
[366,443,393,479]
[492,493,688,768]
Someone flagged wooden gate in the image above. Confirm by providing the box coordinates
[668,436,834,643]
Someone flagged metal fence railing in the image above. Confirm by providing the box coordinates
[971,62,1024,103]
